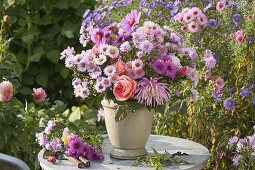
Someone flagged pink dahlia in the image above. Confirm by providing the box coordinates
[135,78,170,107]
[121,10,141,32]
[0,81,13,102]
[32,87,47,103]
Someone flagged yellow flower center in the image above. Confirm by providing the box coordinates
[110,49,116,54]
[97,33,102,40]
[129,19,134,25]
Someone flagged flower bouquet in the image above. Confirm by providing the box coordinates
[36,120,104,167]
[61,0,200,159]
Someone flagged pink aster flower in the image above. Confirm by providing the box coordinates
[0,81,13,102]
[32,87,47,103]
[188,22,199,32]
[138,40,153,53]
[121,10,141,32]
[203,70,212,81]
[215,77,225,89]
[120,41,131,52]
[205,57,216,69]
[134,78,170,107]
[216,1,226,11]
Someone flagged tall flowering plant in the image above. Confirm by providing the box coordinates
[61,7,200,120]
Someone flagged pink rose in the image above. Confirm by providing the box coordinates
[113,75,136,101]
[0,81,13,102]
[114,61,126,76]
[236,35,244,44]
[32,87,47,103]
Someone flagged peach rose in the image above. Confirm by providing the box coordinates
[32,87,47,103]
[0,81,13,102]
[114,61,126,75]
[113,75,136,101]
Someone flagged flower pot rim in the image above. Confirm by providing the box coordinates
[101,99,119,108]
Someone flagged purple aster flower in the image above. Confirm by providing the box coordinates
[232,155,241,166]
[135,69,145,79]
[191,89,199,101]
[49,138,62,151]
[240,87,250,97]
[44,120,56,134]
[135,78,170,107]
[67,135,84,158]
[165,61,178,79]
[205,57,216,69]
[139,40,153,53]
[207,19,217,26]
[232,14,242,25]
[120,41,131,52]
[77,60,87,72]
[212,88,223,100]
[127,69,137,79]
[228,136,239,145]
[229,88,236,95]
[121,10,141,32]
[152,59,166,75]
[101,77,111,88]
[36,132,48,147]
[224,97,236,111]
[109,73,119,83]
[252,98,255,106]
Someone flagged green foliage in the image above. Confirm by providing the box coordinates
[133,148,189,170]
[0,0,96,103]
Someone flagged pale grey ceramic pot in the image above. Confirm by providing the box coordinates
[101,99,154,160]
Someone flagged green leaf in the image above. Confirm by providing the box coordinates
[55,0,68,9]
[29,47,45,62]
[115,105,128,122]
[46,50,59,64]
[168,100,182,113]
[3,0,15,9]
[21,33,34,45]
[23,75,34,85]
[63,30,74,38]
[59,65,69,79]
[35,74,48,87]
[43,0,53,13]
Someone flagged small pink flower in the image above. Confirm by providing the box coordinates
[236,35,244,44]
[229,33,235,39]
[181,25,188,32]
[0,81,13,102]
[32,88,47,103]
[203,70,212,81]
[216,1,226,11]
[235,30,243,36]
[215,77,225,89]
[188,22,199,32]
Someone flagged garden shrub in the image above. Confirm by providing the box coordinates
[0,0,96,104]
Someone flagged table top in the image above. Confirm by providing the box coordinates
[38,135,209,170]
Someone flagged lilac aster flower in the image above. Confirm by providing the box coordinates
[36,132,48,147]
[135,69,145,79]
[101,77,111,88]
[191,89,199,101]
[106,46,119,58]
[120,41,131,52]
[228,136,239,145]
[135,78,170,106]
[44,120,56,134]
[121,10,141,32]
[165,61,178,79]
[252,98,255,106]
[212,88,223,100]
[232,155,241,166]
[232,14,242,25]
[132,59,143,70]
[152,59,166,75]
[97,108,105,121]
[224,97,236,111]
[77,60,87,72]
[240,87,250,97]
[229,88,236,95]
[60,46,75,60]
[139,40,153,53]
[215,77,225,89]
[95,82,106,93]
[127,69,137,79]
[49,138,62,151]
[205,57,216,69]
[109,73,119,83]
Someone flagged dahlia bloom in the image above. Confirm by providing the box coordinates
[135,78,170,107]
[32,87,47,103]
[0,81,13,102]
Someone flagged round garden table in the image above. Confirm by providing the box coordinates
[38,135,209,170]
